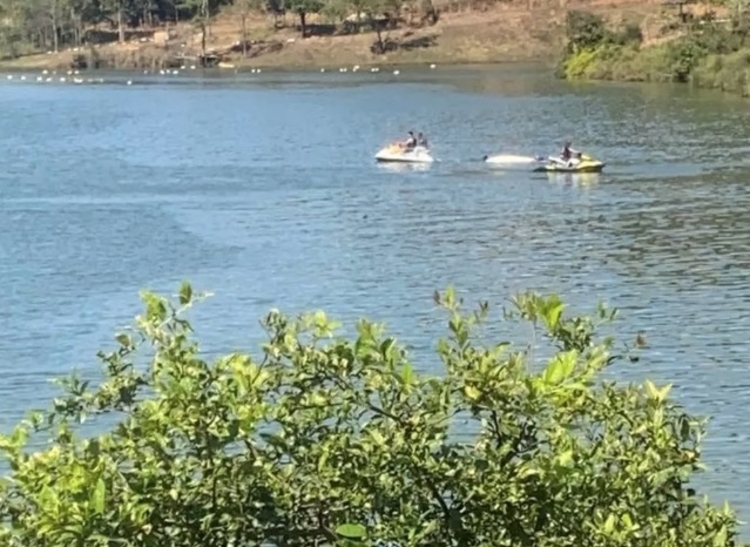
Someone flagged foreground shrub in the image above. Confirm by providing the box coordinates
[0,284,743,546]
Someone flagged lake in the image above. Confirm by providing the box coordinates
[2,63,750,528]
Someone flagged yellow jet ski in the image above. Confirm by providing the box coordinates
[533,153,605,173]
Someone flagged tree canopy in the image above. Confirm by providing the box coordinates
[0,0,429,59]
[0,283,743,546]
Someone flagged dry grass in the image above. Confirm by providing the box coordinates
[0,0,676,71]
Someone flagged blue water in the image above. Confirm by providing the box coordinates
[2,64,750,527]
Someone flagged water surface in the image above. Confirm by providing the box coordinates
[2,64,750,527]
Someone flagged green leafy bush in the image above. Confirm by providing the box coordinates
[558,8,750,85]
[692,48,750,95]
[0,283,743,547]
[565,10,610,53]
[564,10,644,54]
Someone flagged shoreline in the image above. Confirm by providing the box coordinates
[0,58,557,75]
[0,50,556,75]
[557,5,750,99]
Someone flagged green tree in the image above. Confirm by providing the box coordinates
[0,283,744,546]
[287,0,322,37]
[235,0,263,55]
[564,9,608,53]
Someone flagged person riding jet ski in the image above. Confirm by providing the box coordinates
[417,132,429,149]
[402,131,417,151]
[560,141,583,166]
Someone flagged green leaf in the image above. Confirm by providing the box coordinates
[543,351,576,385]
[115,333,132,348]
[38,485,59,514]
[603,513,616,535]
[464,385,481,402]
[179,281,193,305]
[557,449,573,467]
[317,449,329,473]
[645,379,671,402]
[714,524,728,547]
[658,382,673,401]
[621,512,633,530]
[542,296,565,329]
[400,362,414,385]
[335,523,367,539]
[90,478,106,514]
[369,429,386,446]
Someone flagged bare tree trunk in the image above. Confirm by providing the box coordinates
[117,1,125,43]
[51,0,59,52]
[201,0,209,47]
[241,14,247,56]
[299,11,307,37]
[199,0,207,67]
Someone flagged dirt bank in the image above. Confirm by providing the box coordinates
[0,0,666,72]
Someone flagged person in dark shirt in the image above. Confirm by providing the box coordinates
[403,131,417,151]
[561,141,574,161]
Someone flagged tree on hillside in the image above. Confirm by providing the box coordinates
[235,0,263,55]
[0,0,25,57]
[0,283,744,546]
[342,0,389,50]
[286,0,322,37]
[100,0,128,42]
[178,0,214,63]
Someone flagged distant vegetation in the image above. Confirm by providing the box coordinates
[0,283,744,545]
[0,0,440,61]
[558,4,750,97]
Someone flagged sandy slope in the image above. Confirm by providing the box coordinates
[0,0,688,70]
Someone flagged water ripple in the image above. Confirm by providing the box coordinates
[2,65,750,531]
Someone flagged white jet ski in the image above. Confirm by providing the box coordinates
[483,153,546,171]
[375,144,435,164]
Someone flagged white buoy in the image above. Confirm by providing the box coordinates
[42,69,48,74]
[59,77,66,82]
[393,69,400,75]
[321,68,326,72]
[430,63,436,69]
[126,80,132,85]
[20,75,25,80]
[6,75,12,80]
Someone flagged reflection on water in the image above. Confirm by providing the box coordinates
[3,65,750,533]
[543,172,603,186]
[376,161,433,173]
